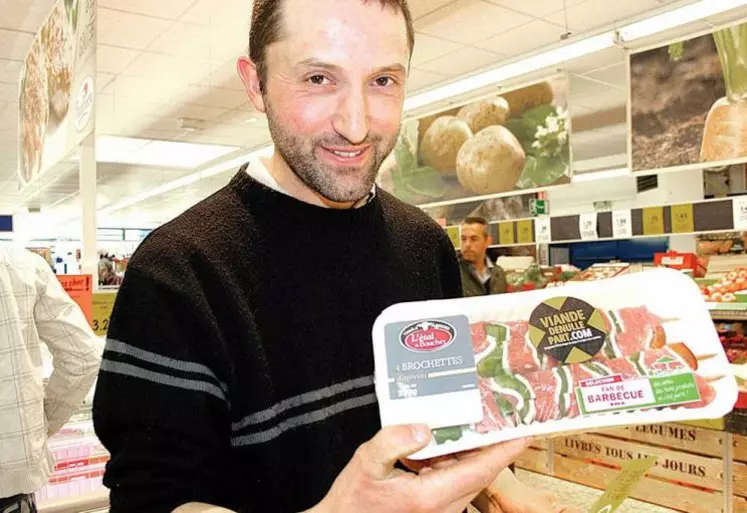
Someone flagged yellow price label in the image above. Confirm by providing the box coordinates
[517,220,534,244]
[91,292,117,337]
[498,222,515,245]
[642,207,664,235]
[671,203,694,233]
[445,226,460,248]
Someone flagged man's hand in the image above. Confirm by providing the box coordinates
[472,468,583,513]
[307,424,529,513]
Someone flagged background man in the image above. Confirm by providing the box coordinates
[460,217,508,297]
[0,248,101,512]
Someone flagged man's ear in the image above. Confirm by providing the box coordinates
[486,235,493,246]
[237,57,266,114]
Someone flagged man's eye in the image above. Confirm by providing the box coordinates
[309,75,329,85]
[374,76,395,87]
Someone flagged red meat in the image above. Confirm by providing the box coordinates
[471,322,489,354]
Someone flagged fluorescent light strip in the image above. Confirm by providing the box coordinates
[618,0,747,42]
[572,167,631,183]
[404,32,617,112]
[99,145,273,216]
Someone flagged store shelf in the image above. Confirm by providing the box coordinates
[445,195,747,247]
[708,303,747,320]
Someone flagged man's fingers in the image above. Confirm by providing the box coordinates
[419,438,530,497]
[357,424,431,480]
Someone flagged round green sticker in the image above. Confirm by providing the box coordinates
[528,297,608,364]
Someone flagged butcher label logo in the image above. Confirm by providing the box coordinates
[400,320,456,353]
[650,356,681,375]
[528,296,608,364]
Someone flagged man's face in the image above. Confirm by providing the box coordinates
[460,223,491,264]
[249,0,410,203]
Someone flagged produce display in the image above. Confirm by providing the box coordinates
[377,75,572,206]
[575,263,631,282]
[715,322,747,364]
[700,267,747,302]
[373,269,736,459]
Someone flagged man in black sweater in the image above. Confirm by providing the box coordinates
[93,1,579,512]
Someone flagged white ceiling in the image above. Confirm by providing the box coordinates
[1,0,746,232]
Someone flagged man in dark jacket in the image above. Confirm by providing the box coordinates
[459,217,508,297]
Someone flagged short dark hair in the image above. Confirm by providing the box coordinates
[462,217,490,238]
[249,0,415,86]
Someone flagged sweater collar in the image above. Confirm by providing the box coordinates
[244,156,376,210]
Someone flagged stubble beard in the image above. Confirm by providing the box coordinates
[264,99,398,204]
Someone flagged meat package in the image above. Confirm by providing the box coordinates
[372,269,738,459]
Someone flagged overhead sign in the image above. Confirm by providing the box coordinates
[19,0,97,188]
[379,74,572,207]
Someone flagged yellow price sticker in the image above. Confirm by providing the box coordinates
[517,220,534,244]
[445,226,460,248]
[642,207,664,235]
[498,222,515,245]
[671,204,694,233]
[91,292,117,337]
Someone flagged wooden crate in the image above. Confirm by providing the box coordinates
[551,453,723,513]
[736,496,747,513]
[735,433,747,464]
[533,424,728,513]
[515,438,551,474]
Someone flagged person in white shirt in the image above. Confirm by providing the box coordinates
[0,248,102,512]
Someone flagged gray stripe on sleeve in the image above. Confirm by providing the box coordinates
[231,375,374,430]
[105,339,227,392]
[230,393,377,446]
[100,359,227,402]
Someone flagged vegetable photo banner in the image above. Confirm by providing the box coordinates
[629,18,747,175]
[18,0,97,189]
[378,74,573,207]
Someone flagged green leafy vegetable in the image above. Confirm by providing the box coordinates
[390,135,445,202]
[516,155,568,189]
[476,324,508,378]
[432,426,464,445]
[668,42,685,62]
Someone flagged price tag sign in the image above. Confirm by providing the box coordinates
[498,222,515,245]
[535,218,551,244]
[445,226,460,249]
[671,203,694,233]
[642,207,664,235]
[517,220,534,244]
[579,213,598,240]
[92,292,117,337]
[612,210,632,238]
[733,196,747,230]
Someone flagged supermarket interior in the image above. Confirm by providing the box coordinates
[3,0,747,512]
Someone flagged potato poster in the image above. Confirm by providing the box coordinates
[378,75,572,206]
[18,0,97,187]
[630,20,747,173]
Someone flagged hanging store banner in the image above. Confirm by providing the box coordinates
[378,74,572,207]
[18,0,97,188]
[630,19,747,175]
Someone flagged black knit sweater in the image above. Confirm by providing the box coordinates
[93,167,462,513]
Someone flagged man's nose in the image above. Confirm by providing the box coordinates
[332,86,370,145]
